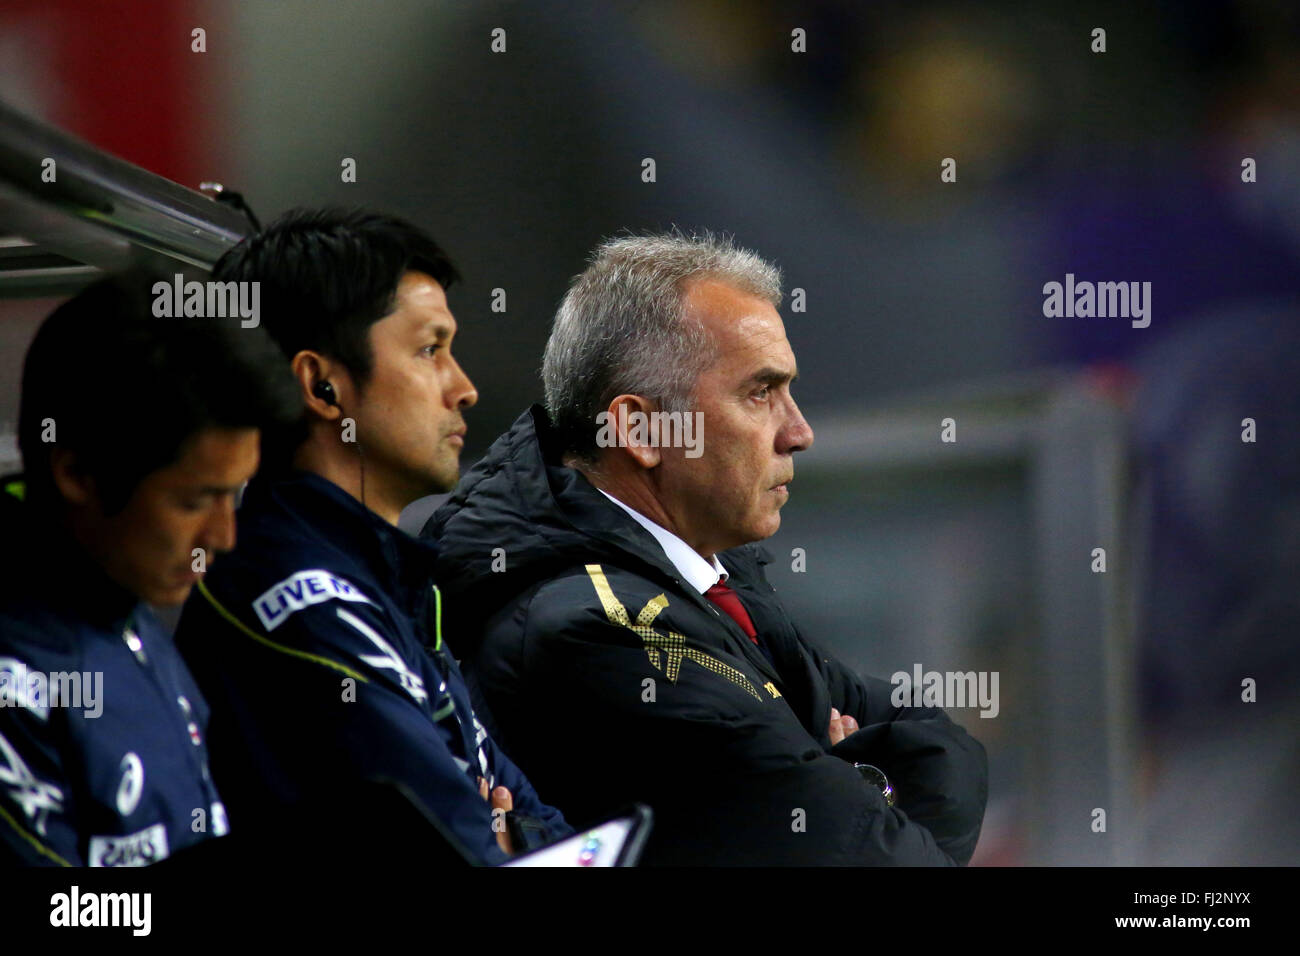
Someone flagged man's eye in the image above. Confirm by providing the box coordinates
[422,344,442,356]
[753,385,771,400]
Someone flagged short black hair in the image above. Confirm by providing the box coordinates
[18,271,303,515]
[211,207,460,388]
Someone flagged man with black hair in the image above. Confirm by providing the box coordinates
[174,208,570,864]
[0,272,302,866]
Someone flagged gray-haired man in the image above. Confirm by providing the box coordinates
[422,232,988,864]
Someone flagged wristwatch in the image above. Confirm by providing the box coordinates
[853,763,896,807]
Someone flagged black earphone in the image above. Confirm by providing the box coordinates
[313,380,338,406]
[312,378,365,506]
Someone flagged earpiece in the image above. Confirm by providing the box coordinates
[313,380,338,406]
[312,377,364,507]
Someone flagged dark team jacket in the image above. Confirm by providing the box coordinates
[422,406,989,865]
[0,480,227,866]
[173,470,570,865]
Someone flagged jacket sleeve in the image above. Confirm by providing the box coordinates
[0,707,80,866]
[191,586,521,865]
[802,628,989,865]
[441,653,572,841]
[502,580,971,865]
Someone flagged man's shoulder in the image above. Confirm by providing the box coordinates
[178,523,394,678]
[185,558,389,656]
[0,535,80,658]
[0,613,81,732]
[206,505,379,598]
[474,560,664,646]
[0,597,85,662]
[500,542,773,624]
[529,560,662,609]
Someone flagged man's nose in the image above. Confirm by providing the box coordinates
[779,400,814,454]
[448,356,478,410]
[200,497,238,556]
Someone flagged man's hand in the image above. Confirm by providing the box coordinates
[479,776,515,855]
[827,707,859,746]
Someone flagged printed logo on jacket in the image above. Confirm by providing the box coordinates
[253,569,375,631]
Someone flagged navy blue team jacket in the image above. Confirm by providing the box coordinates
[173,470,570,865]
[0,481,228,866]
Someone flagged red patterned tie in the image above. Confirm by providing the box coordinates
[705,581,758,644]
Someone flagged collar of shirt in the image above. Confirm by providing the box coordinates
[598,489,727,594]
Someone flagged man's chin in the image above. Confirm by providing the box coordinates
[415,464,461,499]
[764,506,785,533]
[144,581,197,609]
[741,515,782,545]
[431,467,462,496]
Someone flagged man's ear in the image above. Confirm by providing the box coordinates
[605,394,661,469]
[292,350,344,421]
[49,447,97,507]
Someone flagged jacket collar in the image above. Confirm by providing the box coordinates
[597,489,729,593]
[427,409,782,681]
[511,406,703,588]
[520,406,770,585]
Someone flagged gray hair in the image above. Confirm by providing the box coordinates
[542,230,782,460]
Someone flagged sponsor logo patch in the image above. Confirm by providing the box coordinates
[253,569,375,631]
[88,823,169,867]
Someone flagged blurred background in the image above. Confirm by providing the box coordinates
[1,0,1297,864]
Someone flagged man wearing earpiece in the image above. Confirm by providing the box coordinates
[173,208,570,863]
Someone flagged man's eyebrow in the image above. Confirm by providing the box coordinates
[744,366,798,387]
[422,316,455,340]
[191,483,244,496]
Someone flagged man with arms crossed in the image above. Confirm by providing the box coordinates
[424,232,987,864]
[175,209,570,863]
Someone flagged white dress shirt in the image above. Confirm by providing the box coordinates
[598,490,727,594]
